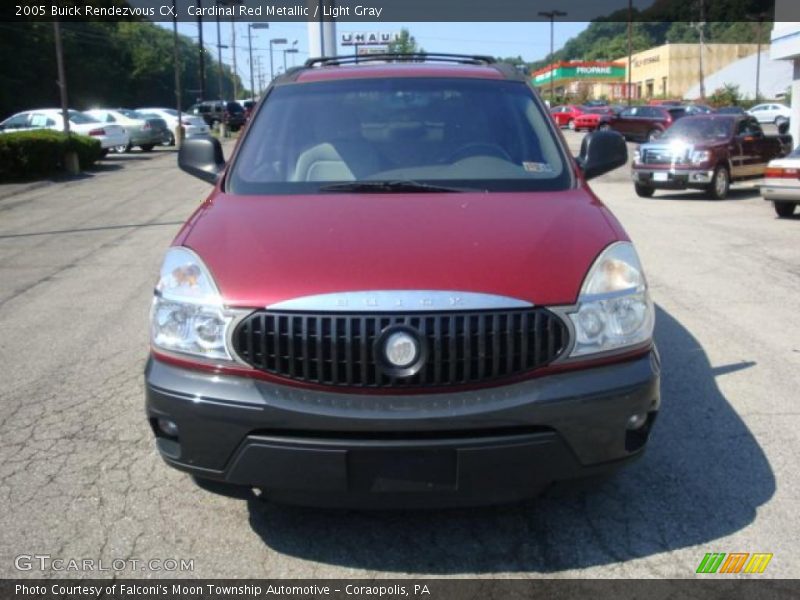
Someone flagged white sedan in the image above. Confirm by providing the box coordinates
[135,107,209,145]
[747,103,791,124]
[761,147,800,218]
[0,109,128,153]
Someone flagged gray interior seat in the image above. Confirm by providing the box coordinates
[291,143,355,182]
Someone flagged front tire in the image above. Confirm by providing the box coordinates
[598,123,611,131]
[140,144,155,152]
[774,202,797,218]
[568,119,576,130]
[705,166,730,200]
[635,183,655,197]
[646,129,662,143]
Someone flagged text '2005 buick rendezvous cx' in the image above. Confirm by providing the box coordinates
[145,54,660,508]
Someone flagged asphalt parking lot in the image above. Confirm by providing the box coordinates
[0,132,798,578]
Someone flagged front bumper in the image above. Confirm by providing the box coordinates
[633,167,713,189]
[145,350,660,507]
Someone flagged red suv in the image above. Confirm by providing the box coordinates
[147,54,659,508]
[598,105,687,142]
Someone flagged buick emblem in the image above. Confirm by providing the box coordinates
[384,331,419,368]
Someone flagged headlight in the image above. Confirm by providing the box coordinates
[691,150,710,164]
[150,247,239,361]
[633,149,641,164]
[565,242,654,358]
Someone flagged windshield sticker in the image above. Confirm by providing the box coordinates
[523,162,553,173]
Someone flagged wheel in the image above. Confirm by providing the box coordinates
[646,129,662,142]
[163,132,175,147]
[774,202,796,218]
[99,149,109,158]
[140,144,154,152]
[705,166,730,200]
[635,183,655,198]
[568,119,576,130]
[598,123,611,131]
[113,143,129,154]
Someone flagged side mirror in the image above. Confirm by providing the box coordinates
[576,130,628,180]
[178,136,225,184]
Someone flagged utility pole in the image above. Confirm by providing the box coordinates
[53,20,70,135]
[172,0,184,146]
[627,0,633,105]
[692,0,706,101]
[231,22,238,99]
[747,11,768,102]
[216,10,224,100]
[538,10,567,102]
[197,0,205,101]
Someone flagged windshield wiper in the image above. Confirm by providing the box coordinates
[318,180,483,193]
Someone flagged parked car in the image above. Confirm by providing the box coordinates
[747,102,791,124]
[715,106,747,115]
[186,100,246,131]
[648,99,683,107]
[760,145,800,217]
[146,54,659,508]
[573,106,616,132]
[631,114,789,199]
[135,108,210,145]
[597,105,686,142]
[242,100,256,121]
[0,109,128,154]
[549,104,587,129]
[684,104,713,116]
[85,108,169,152]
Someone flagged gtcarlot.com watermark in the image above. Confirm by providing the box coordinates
[14,554,194,573]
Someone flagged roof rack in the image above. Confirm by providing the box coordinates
[304,53,497,68]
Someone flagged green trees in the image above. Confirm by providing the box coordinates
[387,29,425,55]
[0,22,244,120]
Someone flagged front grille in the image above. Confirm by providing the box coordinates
[642,148,689,165]
[232,309,569,388]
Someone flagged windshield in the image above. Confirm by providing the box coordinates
[119,109,143,119]
[660,117,734,142]
[229,78,569,194]
[68,111,100,124]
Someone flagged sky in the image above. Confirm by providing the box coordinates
[162,21,590,95]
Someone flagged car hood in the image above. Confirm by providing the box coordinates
[178,188,623,308]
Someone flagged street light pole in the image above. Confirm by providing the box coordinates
[747,11,768,102]
[269,38,287,82]
[283,46,298,71]
[538,10,567,102]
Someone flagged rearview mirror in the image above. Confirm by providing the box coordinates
[178,136,225,184]
[576,130,628,180]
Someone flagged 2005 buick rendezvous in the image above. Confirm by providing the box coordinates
[145,54,659,508]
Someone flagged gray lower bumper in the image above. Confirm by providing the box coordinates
[145,350,660,507]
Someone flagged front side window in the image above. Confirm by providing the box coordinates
[229,77,570,194]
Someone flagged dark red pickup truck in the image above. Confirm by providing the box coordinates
[631,115,790,199]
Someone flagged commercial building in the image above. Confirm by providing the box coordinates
[683,50,792,101]
[531,60,626,99]
[533,43,760,102]
[619,43,760,100]
[770,18,800,146]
